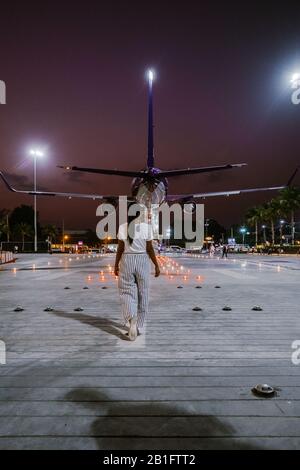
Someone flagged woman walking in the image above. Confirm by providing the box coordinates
[114,206,160,341]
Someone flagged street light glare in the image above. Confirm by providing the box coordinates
[148,69,154,82]
[29,148,45,157]
[291,72,300,84]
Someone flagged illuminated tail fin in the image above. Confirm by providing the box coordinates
[147,69,154,168]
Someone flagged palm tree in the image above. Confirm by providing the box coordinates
[245,206,263,246]
[42,224,59,252]
[16,223,33,251]
[258,204,271,244]
[278,186,300,245]
[42,224,59,243]
[0,218,7,238]
[0,209,10,242]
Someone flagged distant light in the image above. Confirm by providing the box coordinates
[240,227,247,234]
[280,219,285,224]
[291,72,300,84]
[29,148,44,158]
[148,69,155,82]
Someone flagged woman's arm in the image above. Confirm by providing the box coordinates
[146,241,160,277]
[114,240,125,276]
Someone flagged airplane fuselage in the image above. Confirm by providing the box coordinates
[131,167,168,207]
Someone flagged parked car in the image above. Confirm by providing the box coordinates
[169,245,185,253]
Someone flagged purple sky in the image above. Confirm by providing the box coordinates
[1,2,300,229]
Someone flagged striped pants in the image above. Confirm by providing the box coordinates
[118,253,150,330]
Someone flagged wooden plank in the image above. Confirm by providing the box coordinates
[0,436,299,450]
[0,386,299,401]
[0,416,300,437]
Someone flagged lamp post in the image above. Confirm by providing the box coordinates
[6,213,10,242]
[279,220,285,245]
[63,235,69,253]
[30,149,44,252]
[240,227,247,245]
[262,225,267,244]
[204,219,210,238]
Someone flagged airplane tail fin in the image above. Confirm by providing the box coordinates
[147,70,154,169]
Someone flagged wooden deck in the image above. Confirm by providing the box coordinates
[0,253,299,449]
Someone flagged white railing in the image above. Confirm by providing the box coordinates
[0,251,14,264]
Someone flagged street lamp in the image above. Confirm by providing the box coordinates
[29,148,44,252]
[204,219,210,238]
[239,227,247,245]
[291,72,300,86]
[147,69,155,83]
[290,72,300,105]
[279,220,285,245]
[261,224,267,244]
[63,234,69,253]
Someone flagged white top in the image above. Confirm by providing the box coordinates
[118,222,153,253]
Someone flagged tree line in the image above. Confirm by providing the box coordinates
[245,186,300,246]
[0,205,59,250]
[0,204,100,250]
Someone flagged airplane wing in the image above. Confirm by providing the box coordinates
[57,163,247,178]
[57,165,144,177]
[167,185,287,202]
[0,171,120,201]
[158,163,247,177]
[167,167,299,201]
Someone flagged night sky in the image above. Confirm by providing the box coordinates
[1,1,300,230]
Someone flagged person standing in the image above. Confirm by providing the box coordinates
[114,206,160,341]
[222,244,228,258]
[209,244,215,257]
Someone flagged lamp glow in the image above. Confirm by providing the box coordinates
[29,148,44,158]
[148,69,154,82]
[291,73,300,84]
